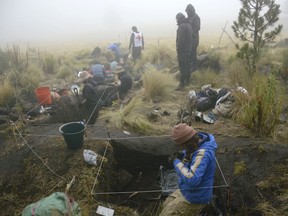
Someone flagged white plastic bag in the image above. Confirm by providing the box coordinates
[83,149,98,166]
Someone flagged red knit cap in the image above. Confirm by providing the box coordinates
[171,123,197,145]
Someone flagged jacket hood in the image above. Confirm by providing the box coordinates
[198,132,217,151]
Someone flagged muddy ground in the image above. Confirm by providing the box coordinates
[0,115,288,216]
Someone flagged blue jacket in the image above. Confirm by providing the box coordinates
[173,132,217,204]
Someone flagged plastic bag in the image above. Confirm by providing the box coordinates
[83,149,98,166]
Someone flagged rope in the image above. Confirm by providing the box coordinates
[12,122,68,183]
[85,84,111,125]
[215,156,229,187]
[90,136,110,195]
[91,185,230,196]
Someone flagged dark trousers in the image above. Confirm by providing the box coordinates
[190,46,198,72]
[132,46,142,61]
[177,52,191,87]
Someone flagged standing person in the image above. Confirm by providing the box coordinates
[175,12,193,90]
[76,71,103,124]
[186,4,201,72]
[129,26,144,63]
[160,123,217,216]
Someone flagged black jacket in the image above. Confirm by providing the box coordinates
[176,18,193,54]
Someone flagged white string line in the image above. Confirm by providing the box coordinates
[85,84,111,125]
[12,122,68,183]
[90,138,110,195]
[215,156,229,186]
[91,185,230,196]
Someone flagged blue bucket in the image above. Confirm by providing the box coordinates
[59,122,85,149]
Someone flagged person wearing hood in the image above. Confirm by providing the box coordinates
[160,123,218,216]
[175,12,193,90]
[185,4,201,72]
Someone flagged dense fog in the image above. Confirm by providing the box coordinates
[0,0,287,46]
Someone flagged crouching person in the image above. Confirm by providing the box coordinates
[160,123,218,216]
[76,71,103,124]
[109,66,132,101]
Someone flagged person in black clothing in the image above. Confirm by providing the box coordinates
[175,12,193,90]
[77,71,103,124]
[110,66,132,101]
[186,4,201,72]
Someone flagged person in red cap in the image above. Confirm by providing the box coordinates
[160,123,218,215]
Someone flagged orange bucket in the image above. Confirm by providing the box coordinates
[35,86,52,105]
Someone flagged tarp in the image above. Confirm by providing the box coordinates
[22,192,81,216]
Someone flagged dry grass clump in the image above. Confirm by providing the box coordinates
[0,81,16,108]
[226,59,252,90]
[191,68,219,88]
[57,65,75,84]
[42,53,57,74]
[134,45,177,71]
[102,96,167,135]
[142,66,175,101]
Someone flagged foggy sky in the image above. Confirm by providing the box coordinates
[0,0,287,46]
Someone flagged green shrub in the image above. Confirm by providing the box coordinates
[235,73,284,137]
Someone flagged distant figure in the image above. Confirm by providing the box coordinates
[175,12,193,90]
[129,26,144,62]
[91,47,101,57]
[185,4,201,72]
[107,42,122,62]
[90,63,106,84]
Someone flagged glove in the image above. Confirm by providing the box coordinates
[168,151,184,165]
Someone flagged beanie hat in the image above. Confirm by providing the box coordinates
[176,12,185,21]
[171,123,197,145]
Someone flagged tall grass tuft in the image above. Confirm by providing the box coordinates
[42,54,56,74]
[103,97,166,135]
[227,59,252,90]
[0,49,10,74]
[191,68,218,87]
[281,49,288,81]
[57,65,74,84]
[142,67,175,101]
[7,64,43,96]
[0,81,16,108]
[134,45,177,71]
[235,73,284,137]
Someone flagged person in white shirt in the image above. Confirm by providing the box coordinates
[129,26,144,62]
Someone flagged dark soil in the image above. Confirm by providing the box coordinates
[0,116,288,216]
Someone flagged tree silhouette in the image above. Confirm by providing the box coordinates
[232,0,283,76]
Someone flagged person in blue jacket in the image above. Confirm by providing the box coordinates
[160,123,217,215]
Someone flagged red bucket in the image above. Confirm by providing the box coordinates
[35,86,52,105]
